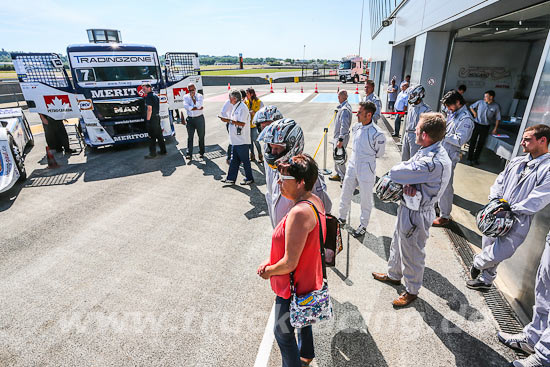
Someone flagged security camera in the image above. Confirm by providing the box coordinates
[382,17,394,27]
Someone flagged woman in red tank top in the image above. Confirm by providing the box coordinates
[257,154,326,367]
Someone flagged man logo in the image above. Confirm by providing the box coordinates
[113,106,140,114]
[44,95,73,113]
[78,99,93,110]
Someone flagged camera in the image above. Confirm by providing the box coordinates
[237,126,242,135]
[382,17,394,27]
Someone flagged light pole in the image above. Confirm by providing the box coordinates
[303,44,306,63]
[359,0,364,56]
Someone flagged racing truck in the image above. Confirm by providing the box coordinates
[338,55,369,83]
[11,45,202,148]
[0,108,34,193]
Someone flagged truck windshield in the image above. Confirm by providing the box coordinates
[339,61,351,70]
[75,66,159,82]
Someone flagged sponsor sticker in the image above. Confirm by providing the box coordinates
[159,93,168,103]
[173,87,188,99]
[78,99,93,110]
[44,95,73,113]
[91,88,139,99]
[0,146,12,176]
[113,133,149,142]
[137,85,146,97]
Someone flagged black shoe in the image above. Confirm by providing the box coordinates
[470,265,480,280]
[144,154,157,159]
[474,159,480,165]
[185,154,192,159]
[199,154,205,159]
[466,278,492,291]
[158,151,167,156]
[391,133,399,137]
[65,148,77,154]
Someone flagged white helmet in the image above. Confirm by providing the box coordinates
[333,147,347,165]
[253,105,283,126]
[408,84,425,104]
[476,199,515,237]
[375,174,403,202]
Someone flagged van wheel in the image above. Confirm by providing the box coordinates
[9,135,26,181]
[354,75,359,83]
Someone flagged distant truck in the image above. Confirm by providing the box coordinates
[338,56,369,83]
[11,45,201,148]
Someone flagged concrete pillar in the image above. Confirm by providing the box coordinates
[410,31,451,110]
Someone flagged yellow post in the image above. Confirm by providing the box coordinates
[294,76,299,83]
[269,77,273,84]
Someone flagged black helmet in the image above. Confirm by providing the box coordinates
[333,146,347,165]
[257,118,304,167]
[476,199,514,237]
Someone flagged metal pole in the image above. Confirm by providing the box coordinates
[359,0,364,56]
[321,128,332,175]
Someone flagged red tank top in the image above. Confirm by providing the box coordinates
[270,201,326,299]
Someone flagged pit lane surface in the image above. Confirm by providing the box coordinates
[0,82,515,366]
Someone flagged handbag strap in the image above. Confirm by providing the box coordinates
[289,199,327,295]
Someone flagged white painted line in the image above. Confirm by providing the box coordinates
[254,302,276,367]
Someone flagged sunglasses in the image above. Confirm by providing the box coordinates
[188,88,196,92]
[277,172,295,181]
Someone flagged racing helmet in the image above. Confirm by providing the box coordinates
[253,105,283,126]
[476,199,515,237]
[257,118,304,167]
[408,85,425,104]
[333,147,347,165]
[375,174,403,202]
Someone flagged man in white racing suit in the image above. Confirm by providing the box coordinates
[372,112,451,307]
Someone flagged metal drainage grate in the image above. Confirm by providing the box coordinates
[444,222,527,357]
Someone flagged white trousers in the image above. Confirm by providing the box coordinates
[338,163,375,227]
[524,241,550,365]
[438,159,457,219]
[401,132,421,161]
[387,205,435,295]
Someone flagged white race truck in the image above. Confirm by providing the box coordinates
[338,55,369,83]
[0,108,34,193]
[11,45,202,148]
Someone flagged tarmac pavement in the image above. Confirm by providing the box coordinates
[0,82,516,366]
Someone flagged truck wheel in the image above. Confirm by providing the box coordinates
[354,75,359,84]
[341,77,347,84]
[9,135,26,182]
[23,116,35,148]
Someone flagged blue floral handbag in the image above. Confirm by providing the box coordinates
[289,201,334,328]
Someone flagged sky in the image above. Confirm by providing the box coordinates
[0,0,372,60]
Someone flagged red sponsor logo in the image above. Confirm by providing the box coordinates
[44,95,72,112]
[137,85,145,97]
[173,87,188,98]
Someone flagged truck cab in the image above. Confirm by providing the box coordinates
[338,56,368,83]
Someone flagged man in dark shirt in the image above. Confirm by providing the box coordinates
[142,83,166,159]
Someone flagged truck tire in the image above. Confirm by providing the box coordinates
[341,76,347,84]
[9,135,26,182]
[354,75,359,84]
[23,116,35,148]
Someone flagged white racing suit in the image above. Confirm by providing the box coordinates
[523,230,550,365]
[387,141,452,294]
[362,93,382,124]
[473,153,550,284]
[264,162,332,228]
[401,102,431,161]
[332,101,353,178]
[438,105,474,219]
[338,122,386,227]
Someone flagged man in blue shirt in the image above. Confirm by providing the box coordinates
[387,78,398,112]
[467,90,502,165]
[393,82,409,137]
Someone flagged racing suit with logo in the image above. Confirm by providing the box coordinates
[438,105,474,219]
[264,163,332,228]
[387,141,452,294]
[523,230,550,365]
[338,122,386,227]
[333,100,353,178]
[362,93,382,124]
[473,153,550,284]
[401,102,431,161]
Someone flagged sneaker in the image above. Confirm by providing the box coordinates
[240,179,254,185]
[185,154,192,159]
[498,331,535,354]
[466,278,492,291]
[221,178,235,185]
[352,224,367,237]
[144,154,157,159]
[337,218,346,225]
[470,265,480,280]
[510,354,543,367]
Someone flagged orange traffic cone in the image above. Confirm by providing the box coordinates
[314,84,318,93]
[301,86,303,93]
[270,83,274,93]
[227,83,231,91]
[355,85,359,94]
[284,86,287,93]
[46,147,59,169]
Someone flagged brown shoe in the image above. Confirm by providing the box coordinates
[432,217,451,227]
[329,174,341,181]
[392,292,418,307]
[372,272,401,285]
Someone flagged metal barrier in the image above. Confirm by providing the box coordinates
[300,65,339,81]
